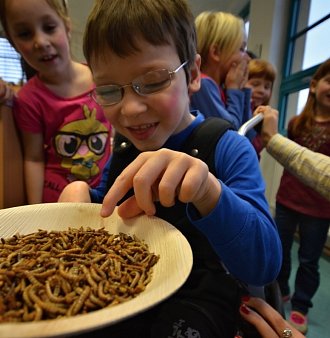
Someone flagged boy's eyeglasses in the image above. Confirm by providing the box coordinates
[92,61,188,106]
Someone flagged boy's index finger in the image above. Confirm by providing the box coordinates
[100,166,136,217]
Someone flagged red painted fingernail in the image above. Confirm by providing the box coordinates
[240,304,250,315]
[241,295,250,302]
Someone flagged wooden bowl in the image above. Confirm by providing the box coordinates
[0,203,192,338]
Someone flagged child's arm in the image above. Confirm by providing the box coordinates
[58,181,91,202]
[58,158,112,203]
[21,131,45,204]
[190,131,281,285]
[190,77,245,130]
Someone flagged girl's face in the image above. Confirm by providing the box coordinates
[246,77,273,108]
[91,39,199,151]
[5,0,71,79]
[311,73,330,115]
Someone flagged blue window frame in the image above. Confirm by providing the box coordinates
[278,0,330,134]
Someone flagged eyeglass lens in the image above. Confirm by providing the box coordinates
[94,69,171,106]
[94,61,187,106]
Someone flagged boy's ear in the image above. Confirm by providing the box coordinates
[188,54,201,96]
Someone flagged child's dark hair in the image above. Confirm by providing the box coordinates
[0,0,70,46]
[83,0,197,81]
[291,58,330,136]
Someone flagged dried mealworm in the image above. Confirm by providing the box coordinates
[0,228,159,323]
[28,286,67,315]
[67,286,91,316]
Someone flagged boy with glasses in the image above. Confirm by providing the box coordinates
[59,0,281,336]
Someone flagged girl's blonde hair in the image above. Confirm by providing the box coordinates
[195,11,245,69]
[0,0,70,46]
[291,58,330,136]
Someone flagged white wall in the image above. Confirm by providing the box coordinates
[248,0,291,214]
[67,0,94,62]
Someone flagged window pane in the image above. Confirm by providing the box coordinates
[281,0,329,133]
[291,18,330,73]
[0,38,23,84]
[297,0,330,30]
[245,21,250,36]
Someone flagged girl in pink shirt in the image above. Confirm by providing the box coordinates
[0,0,112,203]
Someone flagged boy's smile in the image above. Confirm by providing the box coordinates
[91,38,196,151]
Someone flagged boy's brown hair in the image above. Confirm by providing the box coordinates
[83,0,197,81]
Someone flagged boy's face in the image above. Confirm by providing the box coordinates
[91,38,199,151]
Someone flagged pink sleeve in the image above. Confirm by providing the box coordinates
[13,80,43,133]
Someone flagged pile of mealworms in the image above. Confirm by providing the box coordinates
[0,227,159,322]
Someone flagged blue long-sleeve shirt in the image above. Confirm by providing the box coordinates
[190,76,256,140]
[90,112,282,286]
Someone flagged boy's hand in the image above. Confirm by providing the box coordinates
[101,148,221,218]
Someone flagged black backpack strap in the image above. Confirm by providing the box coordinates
[181,117,233,174]
[105,133,140,196]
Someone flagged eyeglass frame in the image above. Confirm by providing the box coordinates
[91,60,188,106]
[54,131,109,158]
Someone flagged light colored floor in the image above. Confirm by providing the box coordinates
[284,241,330,338]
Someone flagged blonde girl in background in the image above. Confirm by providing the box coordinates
[0,0,112,203]
[190,11,252,132]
